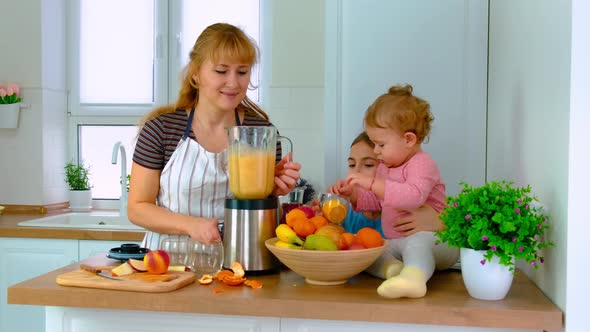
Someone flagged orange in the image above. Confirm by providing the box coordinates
[356,227,383,248]
[321,199,347,224]
[341,232,357,248]
[286,208,307,227]
[309,215,329,229]
[292,218,316,238]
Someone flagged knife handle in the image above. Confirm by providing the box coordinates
[80,264,114,273]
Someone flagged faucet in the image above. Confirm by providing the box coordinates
[111,142,128,217]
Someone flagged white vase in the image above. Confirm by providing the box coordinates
[0,103,21,129]
[460,247,514,300]
[69,190,92,211]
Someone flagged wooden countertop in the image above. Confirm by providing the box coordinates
[0,213,144,241]
[8,255,563,331]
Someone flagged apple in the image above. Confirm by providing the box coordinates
[297,205,315,219]
[128,258,147,272]
[143,249,170,274]
[111,262,135,277]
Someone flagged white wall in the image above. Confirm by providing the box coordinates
[566,1,590,331]
[262,0,326,192]
[325,0,488,196]
[487,0,570,314]
[0,0,68,205]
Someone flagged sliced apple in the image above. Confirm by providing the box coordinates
[168,265,190,272]
[128,258,147,272]
[111,262,135,277]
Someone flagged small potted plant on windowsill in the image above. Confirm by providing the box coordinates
[64,161,93,211]
[435,180,553,300]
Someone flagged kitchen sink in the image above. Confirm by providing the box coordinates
[18,212,143,230]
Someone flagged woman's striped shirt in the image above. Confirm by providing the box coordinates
[133,108,283,170]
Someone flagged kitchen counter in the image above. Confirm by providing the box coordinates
[7,255,563,331]
[0,213,144,241]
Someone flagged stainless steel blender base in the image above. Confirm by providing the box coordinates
[223,198,280,272]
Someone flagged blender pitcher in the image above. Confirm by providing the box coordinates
[227,126,292,199]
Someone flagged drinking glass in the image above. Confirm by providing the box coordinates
[318,192,350,224]
[278,187,305,224]
[188,239,224,277]
[159,236,190,266]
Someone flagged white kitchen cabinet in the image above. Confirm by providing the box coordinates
[46,307,281,332]
[44,307,540,332]
[0,238,78,332]
[0,238,141,332]
[78,240,140,260]
[280,318,539,332]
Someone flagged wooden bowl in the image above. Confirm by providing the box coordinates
[265,237,387,285]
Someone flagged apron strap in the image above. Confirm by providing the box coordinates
[234,109,241,126]
[184,108,239,140]
[182,108,195,140]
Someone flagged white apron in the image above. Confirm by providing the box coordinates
[141,109,230,250]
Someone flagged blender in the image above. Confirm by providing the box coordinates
[223,126,292,273]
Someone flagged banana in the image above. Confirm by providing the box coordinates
[275,224,304,245]
[274,240,303,249]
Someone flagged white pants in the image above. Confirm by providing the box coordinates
[370,231,459,280]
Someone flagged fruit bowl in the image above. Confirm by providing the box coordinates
[265,237,387,285]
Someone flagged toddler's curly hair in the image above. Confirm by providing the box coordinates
[364,84,433,143]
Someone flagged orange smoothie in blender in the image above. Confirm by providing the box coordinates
[229,149,275,199]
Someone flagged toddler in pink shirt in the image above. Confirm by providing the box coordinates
[332,84,458,298]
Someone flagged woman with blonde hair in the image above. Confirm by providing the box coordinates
[128,23,301,248]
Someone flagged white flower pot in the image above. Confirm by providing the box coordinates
[68,190,92,211]
[0,103,21,129]
[460,248,514,300]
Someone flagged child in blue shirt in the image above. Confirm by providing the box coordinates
[334,132,385,237]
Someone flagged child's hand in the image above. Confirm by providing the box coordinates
[327,179,348,195]
[345,173,374,191]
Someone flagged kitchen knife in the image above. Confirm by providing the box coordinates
[80,264,123,281]
[96,271,124,281]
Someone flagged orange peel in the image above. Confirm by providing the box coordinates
[221,275,246,286]
[197,274,214,285]
[244,279,263,289]
[230,261,245,278]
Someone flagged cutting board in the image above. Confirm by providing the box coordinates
[56,269,196,293]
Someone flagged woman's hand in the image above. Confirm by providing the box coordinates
[393,205,442,236]
[186,218,222,244]
[273,153,301,197]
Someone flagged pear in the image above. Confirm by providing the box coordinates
[303,234,338,251]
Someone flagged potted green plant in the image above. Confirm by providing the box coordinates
[435,180,553,300]
[64,161,92,211]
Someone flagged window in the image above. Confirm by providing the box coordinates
[69,0,262,202]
